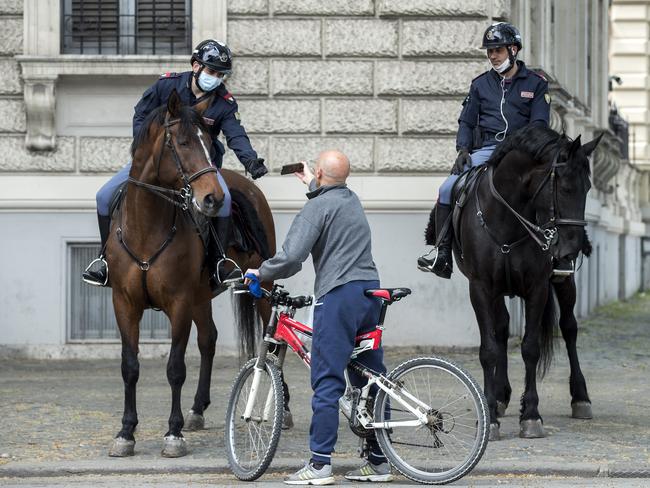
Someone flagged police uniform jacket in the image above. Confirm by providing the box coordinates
[133,71,258,168]
[457,61,550,151]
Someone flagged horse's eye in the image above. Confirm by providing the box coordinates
[177,140,189,146]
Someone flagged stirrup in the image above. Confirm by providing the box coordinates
[216,257,243,285]
[552,260,575,278]
[417,248,439,272]
[82,257,108,286]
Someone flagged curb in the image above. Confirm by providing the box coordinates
[1,458,648,479]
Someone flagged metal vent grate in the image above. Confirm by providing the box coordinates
[69,244,171,342]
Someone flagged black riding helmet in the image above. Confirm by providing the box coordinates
[481,22,522,50]
[191,39,233,74]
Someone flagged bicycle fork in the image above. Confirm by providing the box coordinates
[242,340,288,423]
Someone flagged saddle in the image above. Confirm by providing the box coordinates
[450,165,487,257]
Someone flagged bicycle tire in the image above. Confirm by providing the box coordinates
[225,357,284,481]
[373,356,489,485]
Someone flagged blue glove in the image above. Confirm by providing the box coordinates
[244,273,263,298]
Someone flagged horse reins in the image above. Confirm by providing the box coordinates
[475,146,587,296]
[117,114,219,307]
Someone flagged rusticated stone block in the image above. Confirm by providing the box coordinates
[377,0,486,16]
[0,59,21,95]
[269,137,374,171]
[237,100,321,133]
[222,136,269,171]
[494,0,510,19]
[0,99,25,132]
[325,19,398,57]
[0,136,75,172]
[401,99,462,134]
[80,137,132,172]
[377,137,456,172]
[229,20,321,56]
[228,0,268,15]
[402,20,484,57]
[227,59,269,95]
[0,18,23,55]
[377,61,485,96]
[324,100,397,134]
[274,0,374,15]
[0,0,23,14]
[272,61,373,96]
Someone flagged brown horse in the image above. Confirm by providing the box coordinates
[105,90,275,457]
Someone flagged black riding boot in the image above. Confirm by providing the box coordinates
[417,204,453,279]
[211,216,243,288]
[82,213,111,286]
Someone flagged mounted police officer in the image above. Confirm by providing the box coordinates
[417,22,550,278]
[83,39,268,287]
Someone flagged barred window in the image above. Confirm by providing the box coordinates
[61,0,192,55]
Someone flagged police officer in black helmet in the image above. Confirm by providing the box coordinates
[83,39,267,288]
[417,22,550,278]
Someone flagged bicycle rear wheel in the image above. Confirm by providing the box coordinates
[225,358,284,481]
[374,357,488,485]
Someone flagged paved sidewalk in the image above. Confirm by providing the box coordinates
[1,294,649,480]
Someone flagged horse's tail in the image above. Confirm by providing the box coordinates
[232,291,260,359]
[538,284,557,379]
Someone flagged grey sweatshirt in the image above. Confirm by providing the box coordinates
[258,180,379,298]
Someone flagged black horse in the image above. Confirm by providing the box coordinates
[430,125,601,440]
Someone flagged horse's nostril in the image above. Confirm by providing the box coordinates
[204,194,216,209]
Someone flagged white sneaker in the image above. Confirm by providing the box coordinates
[284,462,334,485]
[344,461,393,482]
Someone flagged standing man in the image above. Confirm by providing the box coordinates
[83,39,267,287]
[245,151,393,485]
[417,22,550,278]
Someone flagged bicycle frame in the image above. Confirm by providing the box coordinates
[241,295,434,431]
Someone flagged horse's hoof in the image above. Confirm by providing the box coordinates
[282,410,293,430]
[108,437,135,457]
[488,423,500,441]
[571,401,593,419]
[184,410,205,431]
[161,435,188,458]
[496,400,508,418]
[519,419,546,438]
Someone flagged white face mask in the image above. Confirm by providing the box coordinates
[493,57,511,74]
[197,71,222,92]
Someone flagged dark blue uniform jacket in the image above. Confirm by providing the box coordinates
[133,71,258,168]
[457,61,550,151]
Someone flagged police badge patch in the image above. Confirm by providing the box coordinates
[544,93,551,104]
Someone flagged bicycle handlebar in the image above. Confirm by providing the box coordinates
[232,280,312,309]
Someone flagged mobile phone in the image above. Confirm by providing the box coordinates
[280,163,306,175]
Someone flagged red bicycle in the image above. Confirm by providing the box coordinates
[224,282,489,484]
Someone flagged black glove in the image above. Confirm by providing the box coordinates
[243,158,268,180]
[452,148,472,175]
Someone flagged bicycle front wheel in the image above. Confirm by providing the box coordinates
[225,358,284,481]
[374,357,488,485]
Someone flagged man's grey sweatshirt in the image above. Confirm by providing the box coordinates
[258,181,379,298]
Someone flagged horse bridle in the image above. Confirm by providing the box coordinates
[479,147,588,255]
[127,115,219,211]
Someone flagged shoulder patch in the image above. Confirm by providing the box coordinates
[222,92,235,103]
[159,72,180,79]
[471,71,489,83]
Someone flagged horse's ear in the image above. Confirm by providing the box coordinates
[167,89,182,118]
[581,132,604,157]
[193,93,214,116]
[569,134,582,156]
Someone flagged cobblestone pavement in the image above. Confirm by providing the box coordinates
[0,293,649,480]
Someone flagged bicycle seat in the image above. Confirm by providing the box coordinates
[365,288,412,303]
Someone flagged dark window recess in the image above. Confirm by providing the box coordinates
[62,0,191,55]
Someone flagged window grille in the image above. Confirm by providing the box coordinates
[61,0,191,55]
[69,244,171,342]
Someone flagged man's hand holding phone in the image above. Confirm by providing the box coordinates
[281,161,314,186]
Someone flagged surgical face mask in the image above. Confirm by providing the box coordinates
[492,57,511,74]
[197,71,222,92]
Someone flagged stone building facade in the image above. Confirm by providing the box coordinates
[0,0,647,357]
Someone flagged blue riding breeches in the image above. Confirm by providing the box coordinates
[96,161,231,218]
[438,145,496,205]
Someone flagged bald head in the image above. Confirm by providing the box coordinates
[315,150,350,185]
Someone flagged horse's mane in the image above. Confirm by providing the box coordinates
[130,104,209,158]
[487,125,591,177]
